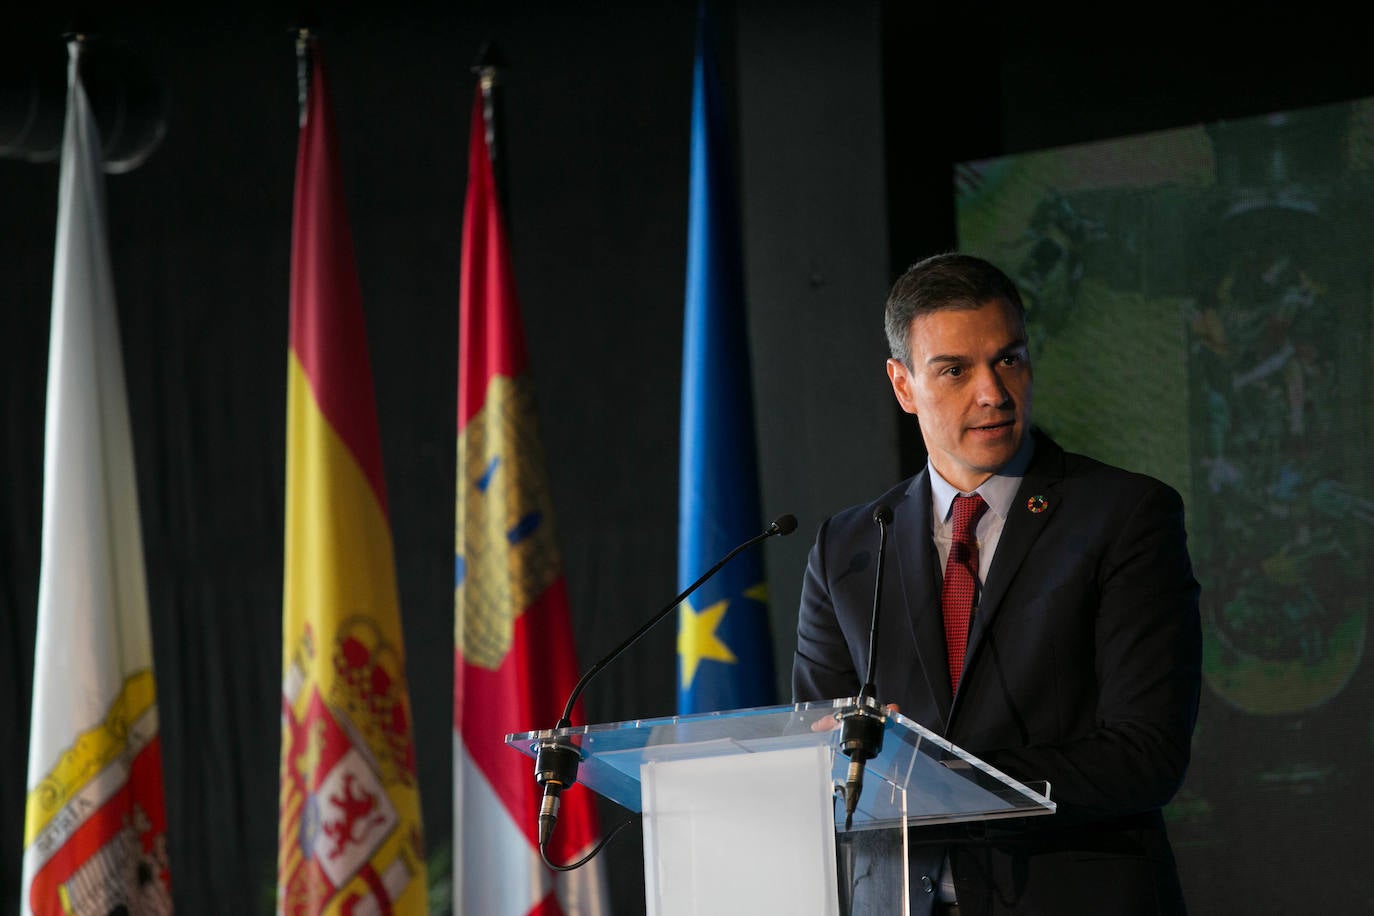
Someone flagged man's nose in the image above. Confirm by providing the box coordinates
[974,367,1011,407]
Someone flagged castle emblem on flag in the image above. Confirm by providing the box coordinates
[455,373,561,670]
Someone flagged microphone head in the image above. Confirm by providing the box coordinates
[769,514,798,536]
[872,504,893,526]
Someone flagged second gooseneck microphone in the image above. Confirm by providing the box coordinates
[838,504,893,830]
[534,513,799,858]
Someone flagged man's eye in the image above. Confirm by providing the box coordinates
[944,366,963,377]
[1001,355,1021,367]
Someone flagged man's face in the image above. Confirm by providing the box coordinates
[886,298,1032,492]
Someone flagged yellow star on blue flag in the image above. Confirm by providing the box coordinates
[678,598,738,690]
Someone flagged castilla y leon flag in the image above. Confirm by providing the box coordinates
[21,39,172,916]
[278,38,428,915]
[453,77,609,915]
[677,4,777,715]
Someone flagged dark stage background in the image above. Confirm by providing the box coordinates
[4,2,1373,913]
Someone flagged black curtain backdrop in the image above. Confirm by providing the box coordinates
[4,1,1373,913]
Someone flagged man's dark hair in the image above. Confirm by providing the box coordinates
[884,252,1027,365]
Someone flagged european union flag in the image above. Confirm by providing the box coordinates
[677,3,777,715]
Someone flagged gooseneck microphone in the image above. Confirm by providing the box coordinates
[533,513,799,866]
[838,504,892,830]
[859,505,892,700]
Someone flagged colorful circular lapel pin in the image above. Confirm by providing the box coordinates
[1026,495,1049,514]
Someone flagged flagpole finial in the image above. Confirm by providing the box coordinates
[61,31,88,58]
[293,27,315,128]
[293,25,315,57]
[43,33,167,174]
[471,39,506,161]
[471,38,505,91]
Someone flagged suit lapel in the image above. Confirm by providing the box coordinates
[961,433,1067,694]
[890,468,954,718]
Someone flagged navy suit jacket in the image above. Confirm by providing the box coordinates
[794,431,1201,915]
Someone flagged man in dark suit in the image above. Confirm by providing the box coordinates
[793,253,1201,915]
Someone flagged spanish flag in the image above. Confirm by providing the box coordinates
[277,38,427,915]
[453,77,608,915]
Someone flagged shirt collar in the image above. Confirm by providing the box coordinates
[928,433,1035,523]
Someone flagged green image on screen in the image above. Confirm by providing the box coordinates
[957,98,1374,910]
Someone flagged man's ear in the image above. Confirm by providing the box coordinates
[886,358,919,416]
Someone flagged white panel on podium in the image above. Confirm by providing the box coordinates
[641,744,839,916]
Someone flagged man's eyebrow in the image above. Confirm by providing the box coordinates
[925,341,1026,366]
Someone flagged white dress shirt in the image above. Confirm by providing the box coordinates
[926,434,1034,903]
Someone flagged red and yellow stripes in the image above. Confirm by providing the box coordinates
[279,43,426,916]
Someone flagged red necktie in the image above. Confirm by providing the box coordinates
[942,493,988,692]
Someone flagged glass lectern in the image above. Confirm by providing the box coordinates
[507,698,1055,916]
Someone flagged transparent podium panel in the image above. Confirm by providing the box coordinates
[507,699,1054,915]
[836,827,908,916]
